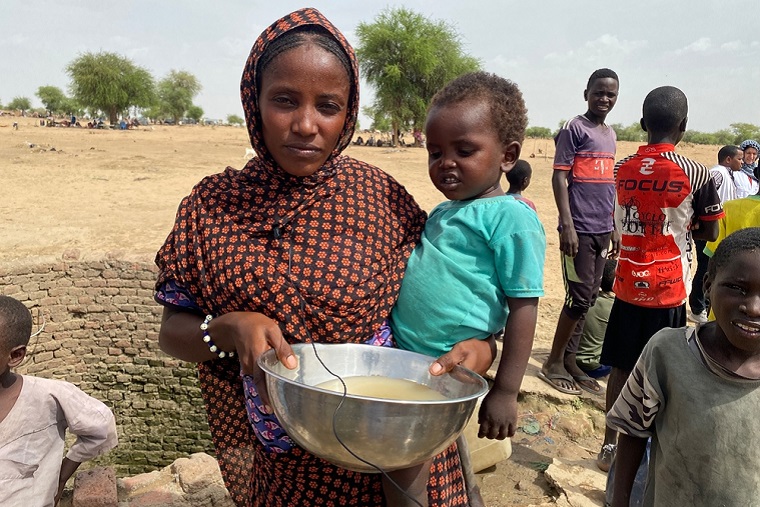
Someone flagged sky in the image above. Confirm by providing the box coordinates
[2,0,759,132]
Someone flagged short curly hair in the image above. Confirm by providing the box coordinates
[0,296,32,352]
[586,68,619,91]
[506,159,532,187]
[427,71,528,146]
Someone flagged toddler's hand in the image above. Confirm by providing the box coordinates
[477,388,518,440]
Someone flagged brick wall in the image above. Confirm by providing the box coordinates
[1,254,213,475]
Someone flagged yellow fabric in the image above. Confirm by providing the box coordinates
[704,195,760,321]
[704,196,760,257]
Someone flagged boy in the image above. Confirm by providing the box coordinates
[597,86,723,471]
[575,257,617,379]
[608,227,760,506]
[389,71,545,507]
[709,145,747,202]
[704,164,760,258]
[689,145,746,324]
[0,296,118,506]
[506,159,537,211]
[540,68,620,396]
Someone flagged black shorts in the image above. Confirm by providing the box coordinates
[561,232,611,320]
[600,298,686,371]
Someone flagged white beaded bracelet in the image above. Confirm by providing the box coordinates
[200,314,235,359]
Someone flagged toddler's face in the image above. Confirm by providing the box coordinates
[424,100,517,201]
[707,250,760,353]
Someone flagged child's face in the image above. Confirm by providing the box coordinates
[584,78,618,121]
[0,342,24,378]
[258,42,350,177]
[706,250,760,354]
[425,100,518,201]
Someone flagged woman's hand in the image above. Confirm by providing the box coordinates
[212,312,296,374]
[211,312,297,406]
[158,308,297,406]
[429,335,497,377]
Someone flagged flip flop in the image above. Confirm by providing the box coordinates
[582,364,611,379]
[572,373,605,395]
[537,370,582,395]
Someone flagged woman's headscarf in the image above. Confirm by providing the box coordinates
[740,139,760,181]
[155,9,432,505]
[240,7,359,166]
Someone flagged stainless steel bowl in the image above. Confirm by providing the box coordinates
[258,342,488,473]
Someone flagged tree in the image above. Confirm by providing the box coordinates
[361,105,392,132]
[7,96,31,112]
[67,51,155,125]
[525,126,552,139]
[186,104,204,122]
[729,123,760,145]
[227,114,244,126]
[36,86,70,115]
[156,70,202,124]
[610,122,646,142]
[356,8,480,146]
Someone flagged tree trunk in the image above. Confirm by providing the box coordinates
[108,108,118,126]
[392,120,399,147]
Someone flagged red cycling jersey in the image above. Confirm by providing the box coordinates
[613,143,724,308]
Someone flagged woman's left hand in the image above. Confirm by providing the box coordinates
[429,335,497,376]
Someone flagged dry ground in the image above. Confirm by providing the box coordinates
[0,116,720,505]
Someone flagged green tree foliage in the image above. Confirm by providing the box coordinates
[525,126,552,139]
[156,70,202,124]
[610,122,646,142]
[186,104,204,122]
[36,86,71,115]
[356,8,480,146]
[67,51,155,125]
[227,114,244,126]
[682,129,735,146]
[729,123,760,145]
[7,96,31,112]
[361,105,392,132]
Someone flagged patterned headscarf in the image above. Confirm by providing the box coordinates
[740,139,760,181]
[240,7,359,167]
[154,9,449,506]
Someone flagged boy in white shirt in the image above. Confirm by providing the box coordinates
[0,296,118,506]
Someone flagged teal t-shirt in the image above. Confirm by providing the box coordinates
[390,195,546,357]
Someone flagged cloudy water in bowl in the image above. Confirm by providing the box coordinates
[315,376,448,401]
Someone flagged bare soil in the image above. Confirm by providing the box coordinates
[1,116,719,505]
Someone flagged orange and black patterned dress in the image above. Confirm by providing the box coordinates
[155,8,470,507]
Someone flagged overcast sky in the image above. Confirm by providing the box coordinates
[2,0,758,132]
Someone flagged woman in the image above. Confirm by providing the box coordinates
[155,8,492,507]
[739,139,760,197]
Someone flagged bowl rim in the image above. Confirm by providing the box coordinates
[258,342,489,404]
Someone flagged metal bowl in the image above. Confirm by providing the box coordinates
[258,342,488,473]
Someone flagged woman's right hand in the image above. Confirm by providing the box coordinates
[158,307,297,407]
[211,311,298,407]
[211,311,297,375]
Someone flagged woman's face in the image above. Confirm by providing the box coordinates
[743,147,758,165]
[258,42,350,177]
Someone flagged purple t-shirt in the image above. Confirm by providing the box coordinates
[554,115,616,234]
